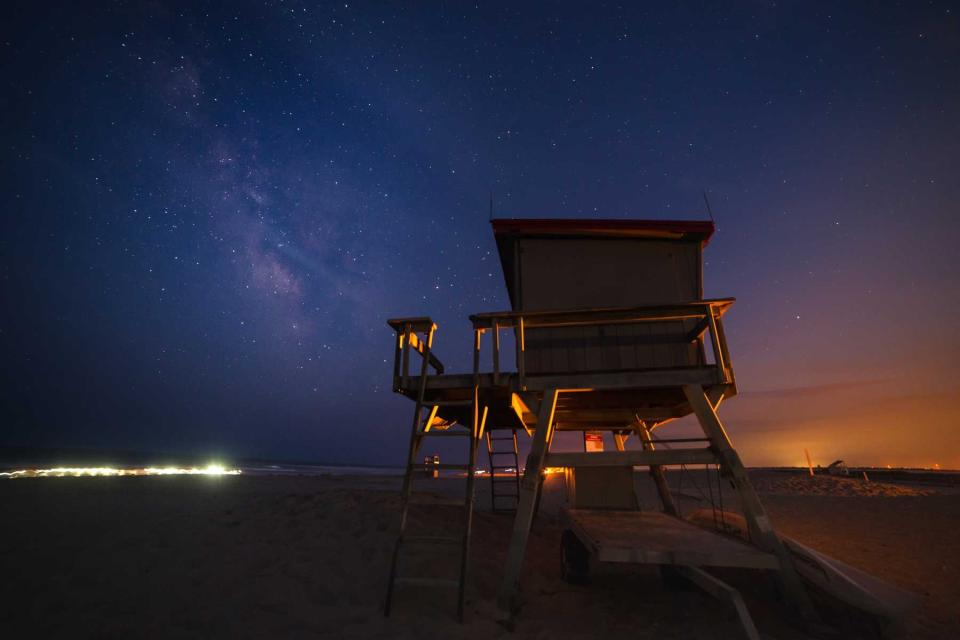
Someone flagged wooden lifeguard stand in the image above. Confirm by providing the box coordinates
[384,218,817,628]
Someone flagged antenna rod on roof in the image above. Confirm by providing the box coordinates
[702,190,715,223]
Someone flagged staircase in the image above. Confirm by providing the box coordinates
[486,429,521,513]
[383,322,487,622]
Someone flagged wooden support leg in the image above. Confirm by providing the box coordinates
[613,431,628,451]
[637,421,679,516]
[682,385,819,625]
[497,388,559,613]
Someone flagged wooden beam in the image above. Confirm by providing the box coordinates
[714,314,736,394]
[683,384,819,625]
[470,298,735,329]
[408,328,445,373]
[498,388,559,613]
[637,420,679,516]
[612,431,628,452]
[545,448,716,468]
[684,316,711,342]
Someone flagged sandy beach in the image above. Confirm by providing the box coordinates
[1,470,957,639]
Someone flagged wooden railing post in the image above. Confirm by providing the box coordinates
[473,328,482,383]
[392,329,403,391]
[705,306,725,384]
[516,316,526,389]
[714,312,735,391]
[401,322,412,390]
[492,319,500,385]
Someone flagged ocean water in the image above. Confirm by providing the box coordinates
[241,462,404,477]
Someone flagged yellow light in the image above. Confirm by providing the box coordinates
[0,464,241,478]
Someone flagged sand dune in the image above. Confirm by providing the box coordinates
[750,473,937,497]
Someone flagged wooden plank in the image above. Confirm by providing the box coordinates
[545,448,716,468]
[387,316,436,332]
[615,323,634,370]
[563,510,778,570]
[523,366,718,391]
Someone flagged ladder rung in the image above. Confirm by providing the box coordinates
[403,535,462,545]
[489,436,516,441]
[491,477,518,482]
[430,400,473,407]
[488,451,517,455]
[393,577,460,589]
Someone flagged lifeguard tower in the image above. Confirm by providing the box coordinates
[383,218,817,630]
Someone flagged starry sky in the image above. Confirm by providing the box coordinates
[1,2,958,468]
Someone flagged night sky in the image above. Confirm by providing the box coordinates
[2,2,958,468]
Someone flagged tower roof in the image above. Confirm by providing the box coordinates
[491,218,715,306]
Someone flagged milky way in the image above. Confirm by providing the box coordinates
[2,3,958,467]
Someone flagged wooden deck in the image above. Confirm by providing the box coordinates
[562,509,779,570]
[398,371,733,431]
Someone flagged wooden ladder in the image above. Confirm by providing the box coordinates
[383,324,487,622]
[486,429,521,513]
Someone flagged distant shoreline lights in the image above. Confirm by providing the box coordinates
[0,464,241,478]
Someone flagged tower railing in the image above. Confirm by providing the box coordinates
[469,298,736,392]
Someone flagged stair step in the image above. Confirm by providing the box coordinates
[394,577,460,589]
[403,535,462,545]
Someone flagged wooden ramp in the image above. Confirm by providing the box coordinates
[562,509,780,570]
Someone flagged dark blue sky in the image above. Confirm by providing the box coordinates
[2,2,958,467]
